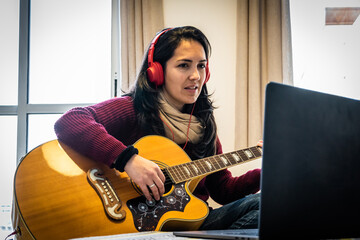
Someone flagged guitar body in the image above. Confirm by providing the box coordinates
[12,136,209,239]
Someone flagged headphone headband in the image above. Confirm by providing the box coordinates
[147,29,172,86]
[147,28,172,69]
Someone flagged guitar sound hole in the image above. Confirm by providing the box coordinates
[162,169,174,194]
[164,181,173,194]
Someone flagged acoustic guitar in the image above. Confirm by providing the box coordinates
[12,135,262,239]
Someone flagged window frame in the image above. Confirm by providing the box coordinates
[0,0,120,163]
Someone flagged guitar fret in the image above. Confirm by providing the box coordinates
[224,153,237,165]
[207,156,220,170]
[189,162,200,175]
[214,156,226,168]
[194,160,206,175]
[168,167,180,183]
[244,149,254,158]
[208,159,216,171]
[224,155,231,165]
[218,156,226,167]
[202,160,211,172]
[248,148,255,158]
[230,152,242,162]
[249,147,262,157]
[176,161,204,182]
[238,150,249,161]
[202,158,211,171]
[184,162,196,178]
[219,155,230,166]
[181,164,191,178]
[225,154,235,165]
[175,164,188,182]
[173,165,184,182]
[190,162,200,176]
[232,153,242,163]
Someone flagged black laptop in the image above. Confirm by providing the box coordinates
[174,82,360,239]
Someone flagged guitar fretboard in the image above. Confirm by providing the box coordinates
[165,146,262,184]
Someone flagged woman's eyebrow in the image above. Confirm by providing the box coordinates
[176,59,207,63]
[176,59,192,63]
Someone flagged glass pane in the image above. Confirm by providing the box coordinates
[29,0,112,104]
[0,0,19,105]
[28,114,62,152]
[0,116,17,237]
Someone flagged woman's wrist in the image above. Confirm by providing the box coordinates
[112,145,139,172]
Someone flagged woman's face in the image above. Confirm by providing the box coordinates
[162,39,207,111]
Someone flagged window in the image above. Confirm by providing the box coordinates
[0,0,19,106]
[0,0,19,236]
[290,0,360,100]
[29,0,112,104]
[0,116,17,236]
[0,0,120,237]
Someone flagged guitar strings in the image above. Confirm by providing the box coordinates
[161,147,262,185]
[162,169,175,186]
[158,147,262,195]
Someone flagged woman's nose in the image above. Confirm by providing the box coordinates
[189,67,201,81]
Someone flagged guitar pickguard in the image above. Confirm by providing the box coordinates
[127,182,190,231]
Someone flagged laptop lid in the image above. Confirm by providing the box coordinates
[173,229,259,240]
[260,82,360,239]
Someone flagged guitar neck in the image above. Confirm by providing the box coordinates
[166,146,262,184]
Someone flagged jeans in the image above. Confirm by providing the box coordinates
[199,193,260,230]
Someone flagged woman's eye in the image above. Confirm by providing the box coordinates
[198,63,206,69]
[178,63,188,68]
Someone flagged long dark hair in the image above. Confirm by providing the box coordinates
[126,26,217,159]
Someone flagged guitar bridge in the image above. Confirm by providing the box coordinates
[87,168,126,220]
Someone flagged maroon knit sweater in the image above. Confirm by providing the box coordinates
[54,96,261,205]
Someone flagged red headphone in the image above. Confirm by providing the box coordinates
[147,28,210,87]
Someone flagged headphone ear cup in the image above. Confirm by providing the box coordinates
[147,62,164,86]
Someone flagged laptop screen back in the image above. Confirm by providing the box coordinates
[260,83,360,239]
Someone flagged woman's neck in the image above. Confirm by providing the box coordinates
[159,90,184,112]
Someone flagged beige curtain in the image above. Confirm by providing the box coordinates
[120,0,164,92]
[235,0,293,149]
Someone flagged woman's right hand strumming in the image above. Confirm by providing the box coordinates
[124,154,165,201]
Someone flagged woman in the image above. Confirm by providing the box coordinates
[55,26,262,230]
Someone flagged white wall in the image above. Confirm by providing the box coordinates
[290,0,360,100]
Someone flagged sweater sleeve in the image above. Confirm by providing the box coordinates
[54,96,140,167]
[205,137,261,205]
